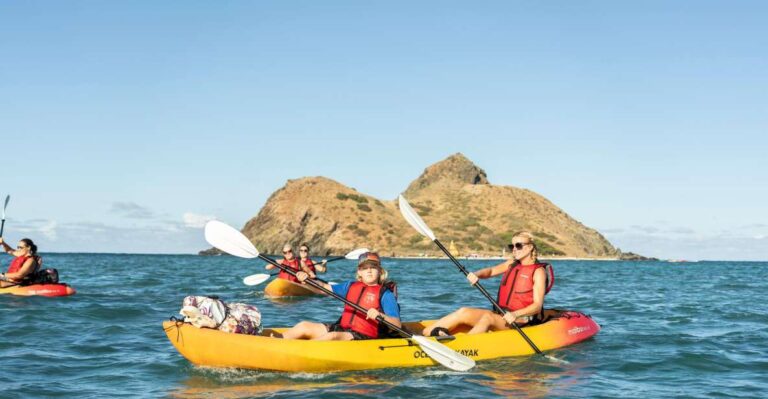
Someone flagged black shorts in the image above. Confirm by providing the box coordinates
[324,322,373,340]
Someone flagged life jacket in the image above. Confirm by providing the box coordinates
[496,262,554,313]
[7,255,32,274]
[277,258,302,282]
[299,258,317,274]
[339,281,397,339]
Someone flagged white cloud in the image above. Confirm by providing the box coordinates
[13,219,58,241]
[110,202,155,219]
[182,212,216,228]
[603,226,768,261]
[39,220,58,240]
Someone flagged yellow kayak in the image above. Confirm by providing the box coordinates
[264,277,324,298]
[163,309,599,372]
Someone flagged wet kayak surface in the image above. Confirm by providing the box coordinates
[1,254,767,398]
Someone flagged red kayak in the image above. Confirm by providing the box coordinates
[0,283,76,297]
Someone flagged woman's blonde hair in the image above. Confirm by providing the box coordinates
[512,231,538,263]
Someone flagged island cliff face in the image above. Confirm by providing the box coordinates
[205,153,620,258]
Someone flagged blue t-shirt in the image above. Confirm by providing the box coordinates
[331,281,400,318]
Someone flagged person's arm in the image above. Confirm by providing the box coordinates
[467,259,514,285]
[295,271,332,291]
[5,258,35,281]
[266,258,286,271]
[502,267,546,323]
[315,259,327,273]
[300,260,316,278]
[377,313,401,328]
[0,238,12,254]
[367,291,402,328]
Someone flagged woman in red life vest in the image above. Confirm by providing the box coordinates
[279,252,402,341]
[264,244,315,283]
[423,232,549,336]
[0,237,39,287]
[298,243,327,275]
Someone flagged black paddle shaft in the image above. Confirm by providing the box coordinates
[258,254,412,339]
[0,219,5,237]
[433,239,546,355]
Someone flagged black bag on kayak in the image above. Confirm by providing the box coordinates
[26,268,59,284]
[18,256,59,285]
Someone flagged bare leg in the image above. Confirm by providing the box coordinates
[467,312,511,334]
[314,331,355,341]
[280,321,329,340]
[422,307,496,336]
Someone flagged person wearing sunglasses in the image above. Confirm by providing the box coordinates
[297,243,328,276]
[0,237,40,288]
[265,244,306,283]
[278,252,402,341]
[423,232,554,336]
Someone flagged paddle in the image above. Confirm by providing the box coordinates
[398,195,567,364]
[242,248,370,286]
[205,220,476,372]
[0,195,9,237]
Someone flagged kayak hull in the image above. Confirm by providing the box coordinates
[0,283,76,297]
[163,309,599,372]
[264,277,323,298]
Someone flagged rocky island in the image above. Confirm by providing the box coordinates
[202,153,632,259]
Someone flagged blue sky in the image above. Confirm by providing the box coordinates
[1,1,766,260]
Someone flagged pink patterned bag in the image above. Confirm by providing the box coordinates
[180,296,262,335]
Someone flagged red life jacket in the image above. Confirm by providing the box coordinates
[339,282,385,339]
[496,262,554,312]
[277,258,301,282]
[300,258,316,274]
[8,255,32,274]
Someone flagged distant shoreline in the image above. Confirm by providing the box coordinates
[387,255,621,261]
[27,252,757,262]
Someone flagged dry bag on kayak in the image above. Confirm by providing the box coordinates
[180,295,262,335]
[19,257,60,285]
[26,269,59,284]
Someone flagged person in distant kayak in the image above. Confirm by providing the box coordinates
[0,237,40,287]
[298,243,327,275]
[423,232,553,336]
[265,244,315,283]
[279,252,402,340]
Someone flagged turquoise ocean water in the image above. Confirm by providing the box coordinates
[1,254,767,398]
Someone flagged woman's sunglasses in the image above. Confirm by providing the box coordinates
[283,249,293,254]
[508,242,529,251]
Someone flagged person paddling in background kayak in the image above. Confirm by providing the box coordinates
[279,252,402,340]
[298,243,328,275]
[0,237,40,287]
[423,232,553,336]
[265,244,318,283]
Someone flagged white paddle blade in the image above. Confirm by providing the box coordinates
[2,195,8,218]
[204,220,259,259]
[344,247,370,260]
[544,354,570,365]
[398,195,436,241]
[243,273,272,286]
[411,335,475,372]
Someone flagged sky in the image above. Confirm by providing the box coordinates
[1,1,766,260]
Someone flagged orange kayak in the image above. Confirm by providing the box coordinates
[0,283,76,297]
[264,277,324,298]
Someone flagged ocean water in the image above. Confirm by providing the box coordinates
[1,254,766,398]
